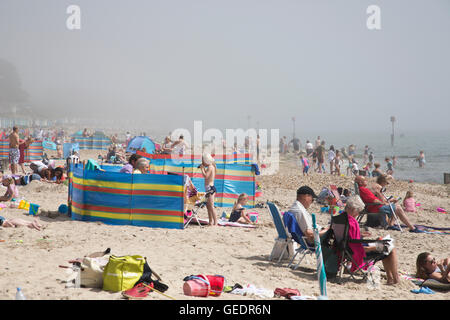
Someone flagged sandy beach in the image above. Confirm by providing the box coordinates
[0,150,449,300]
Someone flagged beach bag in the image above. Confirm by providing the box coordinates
[321,229,339,278]
[80,255,110,288]
[271,239,294,261]
[102,255,146,292]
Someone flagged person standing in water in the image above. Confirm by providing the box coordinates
[418,151,426,168]
[200,153,218,226]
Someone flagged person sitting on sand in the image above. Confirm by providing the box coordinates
[229,193,254,224]
[0,176,19,202]
[344,196,400,285]
[288,186,329,245]
[403,191,417,213]
[416,252,450,283]
[0,215,42,231]
[370,174,391,200]
[120,154,142,173]
[355,175,423,233]
[371,162,383,177]
[133,158,150,174]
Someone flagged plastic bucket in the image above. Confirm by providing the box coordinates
[19,200,30,210]
[183,276,210,297]
[248,212,259,223]
[29,203,40,216]
[206,275,225,297]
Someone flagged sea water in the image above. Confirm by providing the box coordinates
[299,130,450,184]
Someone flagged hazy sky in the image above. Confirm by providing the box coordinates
[1,0,449,136]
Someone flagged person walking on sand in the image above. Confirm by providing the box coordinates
[200,153,217,226]
[9,126,20,175]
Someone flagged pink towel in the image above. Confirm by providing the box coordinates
[347,214,368,272]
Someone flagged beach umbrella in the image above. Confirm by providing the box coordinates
[312,213,327,299]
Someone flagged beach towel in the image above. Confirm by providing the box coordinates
[412,279,450,291]
[218,219,256,228]
[400,224,450,235]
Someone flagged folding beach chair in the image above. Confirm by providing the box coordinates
[379,187,403,232]
[184,192,207,228]
[329,185,344,208]
[330,212,390,283]
[282,211,315,270]
[184,184,216,228]
[267,202,292,264]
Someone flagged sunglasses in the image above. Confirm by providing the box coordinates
[427,258,436,264]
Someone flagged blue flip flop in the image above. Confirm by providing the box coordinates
[411,286,435,294]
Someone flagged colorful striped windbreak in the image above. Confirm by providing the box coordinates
[0,140,43,162]
[69,164,185,229]
[71,132,111,150]
[136,151,257,208]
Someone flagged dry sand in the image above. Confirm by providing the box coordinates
[0,151,449,300]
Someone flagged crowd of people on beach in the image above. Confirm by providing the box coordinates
[0,125,448,301]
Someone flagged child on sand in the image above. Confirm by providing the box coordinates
[0,215,42,230]
[0,176,19,202]
[363,162,372,177]
[385,157,394,175]
[229,193,253,224]
[403,191,417,213]
[300,155,309,176]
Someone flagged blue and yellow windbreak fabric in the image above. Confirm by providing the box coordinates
[0,140,43,161]
[71,132,111,150]
[136,153,257,208]
[69,164,184,229]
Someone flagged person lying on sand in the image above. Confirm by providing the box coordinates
[0,215,42,231]
[416,252,450,283]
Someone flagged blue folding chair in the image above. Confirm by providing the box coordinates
[267,202,292,264]
[282,211,315,270]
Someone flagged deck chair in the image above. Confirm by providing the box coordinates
[282,211,315,270]
[379,187,403,232]
[329,185,344,207]
[183,190,208,228]
[330,212,390,283]
[267,202,292,264]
